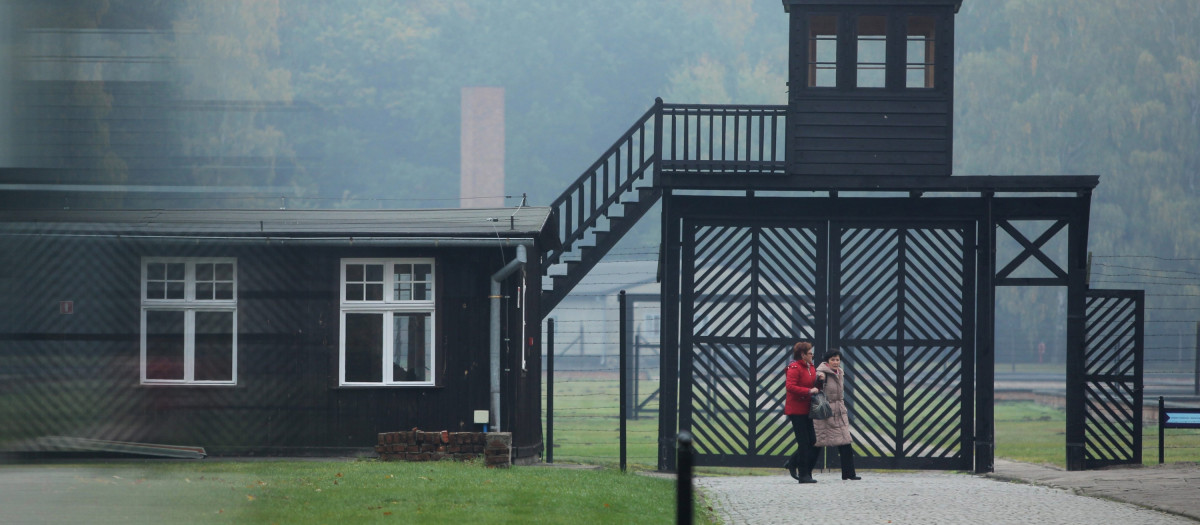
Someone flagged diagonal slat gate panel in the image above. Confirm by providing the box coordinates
[681,221,823,466]
[1082,290,1143,468]
[758,227,820,340]
[692,226,753,338]
[834,224,972,470]
[679,217,973,470]
[904,229,965,342]
[839,229,899,342]
[902,345,965,459]
[754,342,803,457]
[844,345,900,458]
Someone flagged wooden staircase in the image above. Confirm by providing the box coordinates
[540,101,664,316]
[539,99,787,318]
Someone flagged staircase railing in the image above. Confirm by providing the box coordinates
[544,100,662,270]
[542,99,788,311]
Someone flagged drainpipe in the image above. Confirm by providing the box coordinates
[490,244,527,433]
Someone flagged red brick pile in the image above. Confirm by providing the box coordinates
[376,429,511,468]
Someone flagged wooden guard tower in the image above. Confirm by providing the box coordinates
[538,0,1143,474]
[785,0,959,176]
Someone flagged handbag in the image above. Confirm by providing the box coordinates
[809,391,833,420]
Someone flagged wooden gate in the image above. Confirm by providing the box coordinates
[1069,289,1144,469]
[679,220,826,467]
[831,221,975,470]
[677,213,974,470]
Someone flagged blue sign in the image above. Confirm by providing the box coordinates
[1164,410,1200,429]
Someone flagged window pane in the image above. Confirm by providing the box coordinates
[346,283,364,301]
[196,282,214,300]
[808,15,837,88]
[215,283,233,300]
[394,263,413,282]
[196,263,213,281]
[365,264,384,282]
[858,66,885,88]
[194,311,233,382]
[345,313,383,383]
[146,310,185,380]
[166,263,185,281]
[215,263,233,281]
[414,264,432,300]
[857,15,886,88]
[906,39,927,63]
[906,67,927,88]
[346,264,364,282]
[366,284,383,301]
[907,16,935,88]
[147,281,165,300]
[147,263,165,280]
[166,282,185,300]
[393,313,431,382]
[394,263,412,301]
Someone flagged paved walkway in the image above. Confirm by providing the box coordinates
[696,460,1200,524]
[988,459,1200,521]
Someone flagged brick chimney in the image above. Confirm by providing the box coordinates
[460,87,505,208]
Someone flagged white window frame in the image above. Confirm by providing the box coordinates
[339,258,436,387]
[140,257,238,385]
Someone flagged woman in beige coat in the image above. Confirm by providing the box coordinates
[814,349,860,480]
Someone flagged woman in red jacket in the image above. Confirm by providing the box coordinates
[784,341,821,483]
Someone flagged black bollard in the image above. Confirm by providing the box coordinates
[676,431,694,525]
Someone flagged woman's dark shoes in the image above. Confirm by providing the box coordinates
[842,475,862,480]
[797,476,817,484]
[783,458,799,480]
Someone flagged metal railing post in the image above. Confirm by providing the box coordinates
[620,290,628,472]
[1159,395,1165,464]
[547,318,554,463]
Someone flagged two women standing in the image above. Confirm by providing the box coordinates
[784,342,860,483]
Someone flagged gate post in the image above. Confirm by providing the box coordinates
[1064,194,1092,471]
[975,193,996,473]
[659,189,680,471]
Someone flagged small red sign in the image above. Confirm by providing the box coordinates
[59,301,74,315]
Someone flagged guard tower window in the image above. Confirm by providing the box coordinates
[856,16,887,88]
[906,16,936,88]
[807,15,837,87]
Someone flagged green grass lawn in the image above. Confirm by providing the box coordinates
[994,401,1200,468]
[1,459,712,524]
